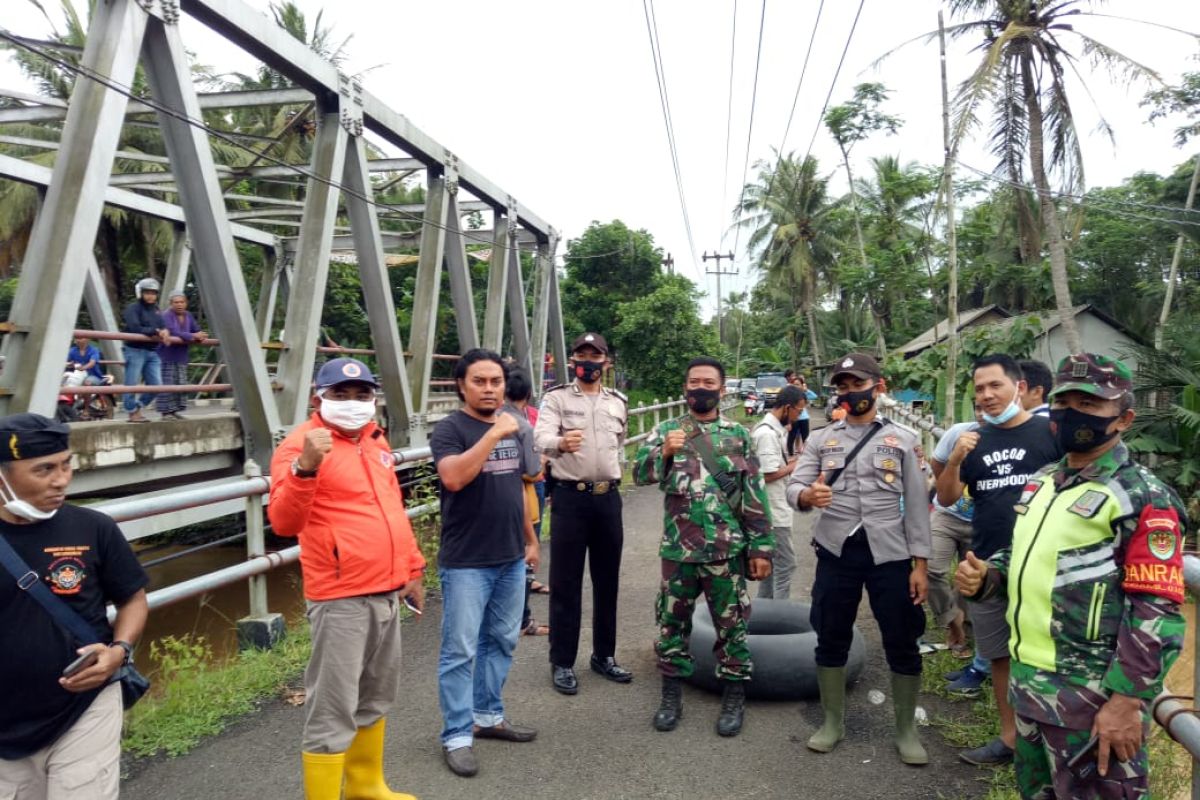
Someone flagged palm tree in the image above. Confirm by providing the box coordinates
[735,154,839,368]
[944,0,1165,353]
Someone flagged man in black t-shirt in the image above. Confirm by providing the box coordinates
[937,355,1062,768]
[431,349,539,778]
[0,414,148,799]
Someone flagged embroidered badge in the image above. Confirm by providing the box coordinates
[341,362,363,378]
[47,557,86,595]
[1144,513,1179,561]
[842,358,854,368]
[1017,481,1042,506]
[883,435,899,447]
[1123,505,1183,602]
[825,438,838,447]
[379,451,394,468]
[1068,490,1108,519]
[880,458,897,471]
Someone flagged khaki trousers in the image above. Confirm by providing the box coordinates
[0,683,122,800]
[303,593,402,753]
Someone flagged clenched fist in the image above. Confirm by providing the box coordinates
[661,429,688,458]
[559,429,584,453]
[949,431,979,466]
[492,411,520,439]
[299,428,333,471]
[955,551,988,596]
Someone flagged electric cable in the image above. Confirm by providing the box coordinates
[718,0,737,249]
[730,0,767,264]
[0,27,636,261]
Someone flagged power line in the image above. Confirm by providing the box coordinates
[729,0,767,263]
[799,0,866,171]
[768,0,824,186]
[718,0,737,249]
[0,27,633,261]
[641,0,700,276]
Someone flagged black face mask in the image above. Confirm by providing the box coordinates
[1050,406,1120,453]
[574,360,604,383]
[836,386,877,416]
[686,387,720,414]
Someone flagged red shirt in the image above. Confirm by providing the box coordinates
[269,414,426,601]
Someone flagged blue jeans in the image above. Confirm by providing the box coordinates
[122,346,161,412]
[438,558,525,751]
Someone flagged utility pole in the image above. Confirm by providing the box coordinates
[703,250,736,341]
[939,10,960,429]
[661,252,675,275]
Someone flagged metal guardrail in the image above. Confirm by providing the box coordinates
[1152,553,1200,797]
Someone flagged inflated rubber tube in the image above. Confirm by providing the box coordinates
[684,598,866,700]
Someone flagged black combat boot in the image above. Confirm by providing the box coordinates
[653,676,683,732]
[716,680,746,737]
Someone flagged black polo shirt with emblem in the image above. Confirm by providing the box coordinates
[0,504,148,759]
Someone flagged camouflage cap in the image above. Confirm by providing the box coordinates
[1048,353,1132,400]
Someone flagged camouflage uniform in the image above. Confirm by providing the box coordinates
[972,354,1187,800]
[634,413,772,680]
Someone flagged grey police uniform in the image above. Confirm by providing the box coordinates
[534,382,628,669]
[786,415,932,674]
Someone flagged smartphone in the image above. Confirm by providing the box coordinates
[402,596,422,616]
[62,649,100,678]
[1066,733,1100,781]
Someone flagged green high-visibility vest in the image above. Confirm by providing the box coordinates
[1005,473,1125,671]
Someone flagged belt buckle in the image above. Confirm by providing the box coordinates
[594,481,610,495]
[576,482,587,492]
[17,570,38,590]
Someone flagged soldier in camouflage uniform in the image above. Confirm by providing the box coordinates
[633,356,773,737]
[957,353,1186,800]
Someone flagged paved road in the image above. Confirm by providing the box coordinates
[123,480,994,800]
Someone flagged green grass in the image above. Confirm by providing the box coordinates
[123,628,312,758]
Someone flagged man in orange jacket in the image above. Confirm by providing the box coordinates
[269,357,426,800]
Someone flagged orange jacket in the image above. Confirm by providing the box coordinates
[268,414,426,601]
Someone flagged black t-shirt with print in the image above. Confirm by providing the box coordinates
[959,415,1062,559]
[431,410,525,568]
[0,504,148,759]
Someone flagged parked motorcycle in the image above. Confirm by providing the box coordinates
[59,368,115,422]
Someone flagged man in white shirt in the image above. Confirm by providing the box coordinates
[751,385,805,598]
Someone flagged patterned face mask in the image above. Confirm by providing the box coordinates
[686,388,720,413]
[1050,406,1119,453]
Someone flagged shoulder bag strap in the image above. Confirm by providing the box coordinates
[0,533,100,646]
[823,421,883,489]
[685,421,744,515]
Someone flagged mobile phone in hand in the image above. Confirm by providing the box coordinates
[62,649,100,677]
[402,596,422,616]
[1066,733,1100,781]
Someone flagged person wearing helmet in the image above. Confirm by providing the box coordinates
[120,278,169,423]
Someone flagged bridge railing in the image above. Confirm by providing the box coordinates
[101,394,732,628]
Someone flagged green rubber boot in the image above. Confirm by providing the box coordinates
[806,666,846,753]
[891,672,929,766]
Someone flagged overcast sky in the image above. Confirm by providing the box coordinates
[3,1,1198,320]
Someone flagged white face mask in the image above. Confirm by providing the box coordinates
[318,394,377,431]
[0,469,58,522]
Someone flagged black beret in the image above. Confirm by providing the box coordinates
[0,413,71,462]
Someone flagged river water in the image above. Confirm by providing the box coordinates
[134,543,308,671]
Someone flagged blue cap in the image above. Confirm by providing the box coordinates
[314,357,379,389]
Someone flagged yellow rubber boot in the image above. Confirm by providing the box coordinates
[302,751,345,800]
[343,719,417,800]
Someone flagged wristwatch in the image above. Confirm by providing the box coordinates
[110,640,133,664]
[291,458,319,479]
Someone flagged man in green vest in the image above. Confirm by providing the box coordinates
[956,353,1186,800]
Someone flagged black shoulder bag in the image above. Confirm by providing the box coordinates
[0,533,150,709]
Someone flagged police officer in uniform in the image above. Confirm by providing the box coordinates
[956,354,1187,800]
[787,353,932,765]
[534,332,632,694]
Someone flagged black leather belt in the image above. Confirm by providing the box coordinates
[560,479,620,495]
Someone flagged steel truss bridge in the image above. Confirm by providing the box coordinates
[0,0,569,472]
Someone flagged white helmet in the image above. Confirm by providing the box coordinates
[134,277,161,296]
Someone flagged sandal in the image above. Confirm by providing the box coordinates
[530,581,550,595]
[523,620,549,636]
[950,642,973,660]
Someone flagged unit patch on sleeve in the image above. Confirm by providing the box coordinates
[1122,505,1184,603]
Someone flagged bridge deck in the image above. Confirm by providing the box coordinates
[121,483,990,800]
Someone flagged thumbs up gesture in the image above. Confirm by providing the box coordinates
[802,471,833,509]
[955,551,988,596]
